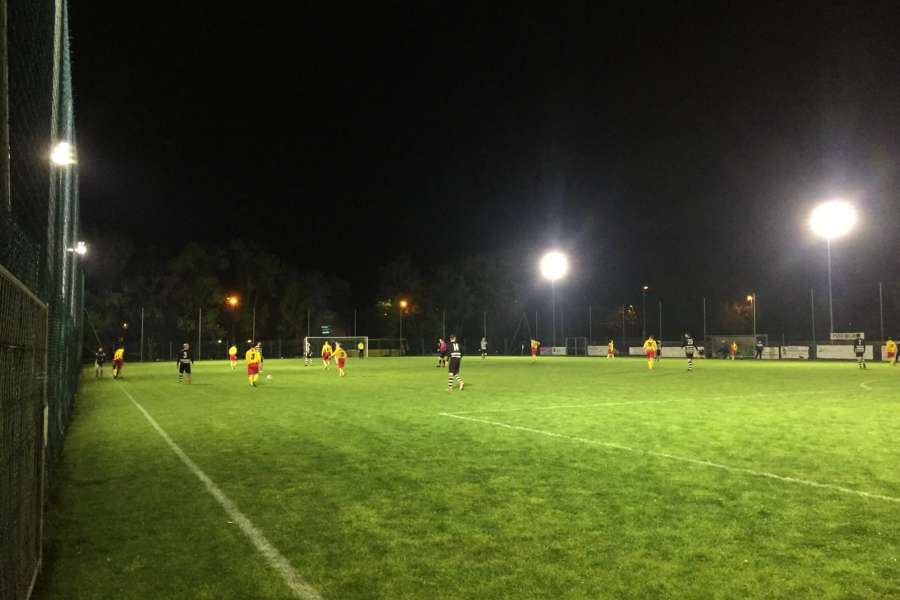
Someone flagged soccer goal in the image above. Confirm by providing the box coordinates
[565,337,588,356]
[705,334,768,359]
[304,336,369,359]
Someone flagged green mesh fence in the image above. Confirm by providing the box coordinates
[1,1,81,598]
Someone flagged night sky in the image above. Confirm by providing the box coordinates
[71,3,900,330]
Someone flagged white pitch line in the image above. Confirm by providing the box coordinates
[441,412,900,505]
[860,381,873,391]
[444,389,830,416]
[118,385,323,600]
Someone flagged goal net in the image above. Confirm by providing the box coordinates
[304,336,369,359]
[705,334,768,358]
[565,337,588,356]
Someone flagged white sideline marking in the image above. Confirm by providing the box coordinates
[441,412,900,505]
[860,381,873,391]
[118,385,323,600]
[445,389,829,416]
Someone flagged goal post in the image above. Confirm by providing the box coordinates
[304,336,369,359]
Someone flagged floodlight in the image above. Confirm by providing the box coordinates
[50,141,76,166]
[539,251,568,281]
[810,200,857,240]
[226,296,239,307]
[746,295,754,302]
[66,241,87,255]
[399,299,409,309]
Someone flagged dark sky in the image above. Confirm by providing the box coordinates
[71,2,900,329]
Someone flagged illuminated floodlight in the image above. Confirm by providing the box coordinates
[642,285,649,291]
[66,241,87,255]
[539,251,568,281]
[226,296,239,307]
[399,299,409,309]
[810,200,857,240]
[746,295,754,302]
[50,141,76,166]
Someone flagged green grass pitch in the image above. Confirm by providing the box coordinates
[36,356,900,599]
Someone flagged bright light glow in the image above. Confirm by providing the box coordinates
[746,295,754,302]
[50,141,76,166]
[226,296,239,307]
[540,251,568,281]
[399,299,409,309]
[642,285,649,291]
[74,241,87,255]
[122,323,128,329]
[810,200,857,240]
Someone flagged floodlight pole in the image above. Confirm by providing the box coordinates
[483,311,486,338]
[702,296,707,342]
[442,309,446,338]
[810,288,816,348]
[140,306,144,362]
[588,305,592,342]
[198,307,202,361]
[751,293,757,339]
[642,289,647,340]
[658,300,662,340]
[551,279,557,347]
[354,308,357,337]
[878,282,884,342]
[826,239,834,335]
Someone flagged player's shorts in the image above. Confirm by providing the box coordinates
[531,349,537,356]
[229,354,237,361]
[448,357,461,375]
[95,359,105,367]
[322,352,331,361]
[440,352,448,359]
[887,351,895,359]
[685,352,694,358]
[337,357,346,369]
[645,350,655,359]
[179,362,191,374]
[113,359,123,369]
[855,351,864,357]
[247,363,259,375]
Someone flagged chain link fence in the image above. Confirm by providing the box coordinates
[1,1,81,598]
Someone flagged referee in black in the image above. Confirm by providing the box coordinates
[446,334,465,392]
[177,343,193,384]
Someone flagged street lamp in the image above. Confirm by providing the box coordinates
[641,285,649,340]
[746,294,756,339]
[539,251,568,347]
[225,295,240,345]
[398,299,409,348]
[810,200,857,335]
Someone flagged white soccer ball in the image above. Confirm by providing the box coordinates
[266,374,272,381]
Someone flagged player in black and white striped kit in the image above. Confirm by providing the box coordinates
[854,335,867,369]
[304,338,312,366]
[446,334,465,392]
[682,332,696,372]
[177,343,193,384]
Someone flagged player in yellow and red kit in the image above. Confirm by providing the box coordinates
[530,339,540,362]
[321,340,333,369]
[246,343,261,386]
[112,346,125,378]
[886,338,897,365]
[642,336,658,370]
[228,344,238,370]
[333,343,348,377]
[607,340,615,358]
[729,341,738,360]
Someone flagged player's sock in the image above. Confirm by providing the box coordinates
[447,374,454,390]
[248,376,253,386]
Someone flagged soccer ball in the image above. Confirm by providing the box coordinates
[266,374,272,381]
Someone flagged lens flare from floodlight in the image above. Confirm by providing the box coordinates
[810,200,857,240]
[74,241,87,255]
[226,296,239,307]
[540,251,568,281]
[50,141,76,166]
[399,299,409,309]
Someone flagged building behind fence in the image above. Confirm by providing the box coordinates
[0,2,81,599]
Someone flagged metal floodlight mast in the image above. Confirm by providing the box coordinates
[809,200,857,335]
[540,251,568,347]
